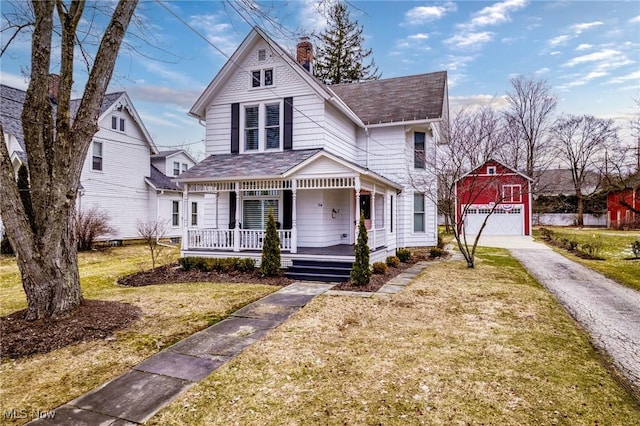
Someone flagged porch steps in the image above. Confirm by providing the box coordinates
[285,259,353,283]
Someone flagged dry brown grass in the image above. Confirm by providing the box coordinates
[150,248,640,425]
[0,246,278,425]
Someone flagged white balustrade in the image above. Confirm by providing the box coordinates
[188,229,292,251]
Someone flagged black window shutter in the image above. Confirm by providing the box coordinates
[283,190,292,229]
[231,103,240,154]
[229,192,237,228]
[284,97,293,150]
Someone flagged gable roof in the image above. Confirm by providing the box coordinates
[151,149,197,163]
[175,148,401,189]
[1,84,157,156]
[145,164,182,191]
[329,71,447,125]
[456,158,533,183]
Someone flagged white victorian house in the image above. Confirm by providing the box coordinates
[176,27,448,280]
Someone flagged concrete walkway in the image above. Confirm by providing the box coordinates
[473,236,640,395]
[29,263,430,425]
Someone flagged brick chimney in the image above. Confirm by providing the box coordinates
[296,37,313,73]
[48,74,60,104]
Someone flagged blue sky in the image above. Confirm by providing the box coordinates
[1,0,639,158]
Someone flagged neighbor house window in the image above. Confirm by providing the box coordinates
[487,166,496,175]
[173,161,180,176]
[243,197,279,229]
[503,184,522,203]
[265,103,280,149]
[111,116,125,132]
[245,106,259,150]
[172,201,179,226]
[191,202,198,226]
[182,163,188,173]
[414,193,425,232]
[414,132,425,169]
[92,141,103,171]
[250,68,274,88]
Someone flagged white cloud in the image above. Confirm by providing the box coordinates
[550,51,562,56]
[466,0,527,29]
[189,14,238,57]
[562,49,621,67]
[549,34,572,46]
[570,21,604,34]
[608,70,640,84]
[409,33,429,41]
[444,54,476,71]
[630,15,640,24]
[125,84,202,109]
[535,67,550,75]
[405,2,456,25]
[394,33,431,51]
[0,72,29,90]
[557,70,608,89]
[576,43,593,51]
[446,31,494,50]
[298,0,327,33]
[449,94,509,110]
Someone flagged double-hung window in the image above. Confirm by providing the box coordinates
[245,106,259,151]
[414,193,425,232]
[191,202,198,226]
[503,185,522,203]
[182,163,188,173]
[92,141,103,171]
[111,116,125,132]
[173,161,181,176]
[250,68,274,88]
[243,191,279,229]
[243,103,281,152]
[172,201,180,227]
[414,132,425,169]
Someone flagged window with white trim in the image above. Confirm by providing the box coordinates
[182,163,188,173]
[92,141,103,171]
[503,184,522,203]
[414,132,425,169]
[242,191,279,229]
[487,166,496,175]
[250,68,274,88]
[191,202,198,226]
[172,201,180,227]
[242,102,282,152]
[414,193,425,232]
[173,161,180,176]
[111,116,125,132]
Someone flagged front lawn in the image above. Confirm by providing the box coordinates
[534,227,640,291]
[149,248,640,425]
[0,245,279,425]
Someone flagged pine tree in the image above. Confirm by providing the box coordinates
[314,1,380,85]
[260,208,281,277]
[350,212,371,286]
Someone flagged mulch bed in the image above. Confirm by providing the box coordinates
[1,300,141,360]
[2,252,441,360]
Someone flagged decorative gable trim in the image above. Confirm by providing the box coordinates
[99,92,158,154]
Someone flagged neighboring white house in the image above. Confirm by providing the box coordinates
[175,27,448,273]
[0,83,197,241]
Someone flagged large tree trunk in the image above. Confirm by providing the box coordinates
[576,191,585,227]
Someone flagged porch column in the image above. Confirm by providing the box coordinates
[291,180,298,253]
[371,184,376,250]
[234,182,241,252]
[355,177,361,240]
[181,184,189,251]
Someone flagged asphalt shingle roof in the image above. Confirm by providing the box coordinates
[329,71,447,125]
[177,149,322,181]
[147,164,182,191]
[151,150,182,160]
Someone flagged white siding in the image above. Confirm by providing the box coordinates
[153,152,196,177]
[318,103,358,162]
[295,189,352,247]
[295,156,353,177]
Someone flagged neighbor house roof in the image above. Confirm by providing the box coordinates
[329,71,447,125]
[536,168,600,196]
[151,149,198,164]
[175,148,402,189]
[145,164,182,191]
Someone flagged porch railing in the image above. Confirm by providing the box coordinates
[367,228,386,250]
[187,229,291,251]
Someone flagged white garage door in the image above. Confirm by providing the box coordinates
[464,207,523,235]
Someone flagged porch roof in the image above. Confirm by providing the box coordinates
[174,148,402,189]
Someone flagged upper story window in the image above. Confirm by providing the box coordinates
[503,184,522,203]
[487,166,496,175]
[111,116,125,132]
[172,201,180,227]
[414,193,425,232]
[258,49,266,61]
[92,141,103,171]
[182,163,188,173]
[242,102,282,152]
[173,161,180,176]
[250,68,274,88]
[414,132,425,169]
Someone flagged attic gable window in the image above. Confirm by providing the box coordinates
[111,116,125,132]
[250,68,274,88]
[258,49,266,61]
[487,166,496,175]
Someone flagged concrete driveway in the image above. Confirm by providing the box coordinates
[471,234,640,395]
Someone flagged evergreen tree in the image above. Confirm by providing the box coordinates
[314,1,380,84]
[350,212,371,286]
[17,165,36,233]
[260,208,281,277]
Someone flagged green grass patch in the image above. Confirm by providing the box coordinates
[149,249,640,425]
[534,227,640,291]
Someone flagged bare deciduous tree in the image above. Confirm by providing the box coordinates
[0,0,139,320]
[136,220,168,270]
[75,207,116,251]
[504,75,557,188]
[550,114,619,226]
